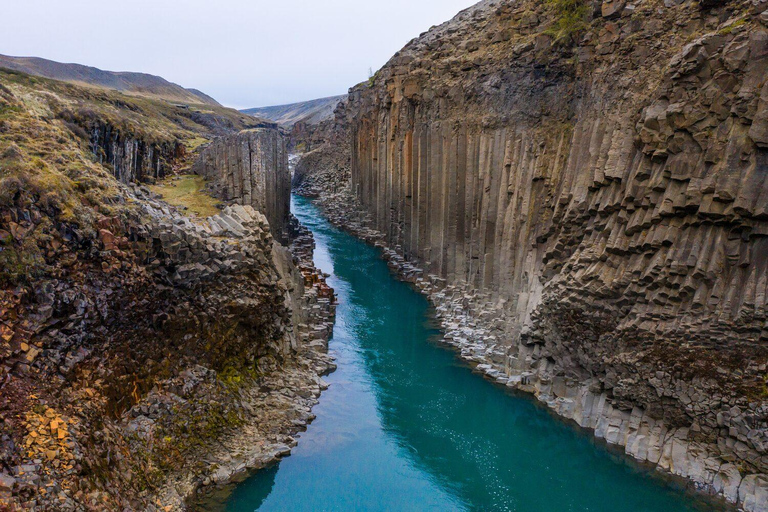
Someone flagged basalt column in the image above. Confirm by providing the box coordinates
[194,128,291,240]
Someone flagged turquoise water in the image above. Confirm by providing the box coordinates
[225,195,714,512]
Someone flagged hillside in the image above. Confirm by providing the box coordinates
[0,54,221,106]
[242,94,346,127]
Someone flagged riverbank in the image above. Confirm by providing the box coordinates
[297,185,763,512]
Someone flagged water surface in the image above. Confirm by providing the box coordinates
[226,195,714,512]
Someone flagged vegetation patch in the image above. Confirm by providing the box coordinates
[544,0,590,45]
[718,18,747,36]
[148,174,221,218]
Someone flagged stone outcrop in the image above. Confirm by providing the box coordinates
[291,100,352,197]
[193,128,291,241]
[307,0,768,509]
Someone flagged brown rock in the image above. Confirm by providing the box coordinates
[601,0,626,18]
[748,82,768,147]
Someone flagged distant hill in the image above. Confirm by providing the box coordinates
[242,95,346,127]
[0,54,221,106]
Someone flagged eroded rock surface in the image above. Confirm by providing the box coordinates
[0,70,334,511]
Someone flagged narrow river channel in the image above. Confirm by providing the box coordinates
[225,195,716,512]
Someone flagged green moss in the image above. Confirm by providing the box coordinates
[0,232,46,286]
[151,397,246,474]
[718,18,747,35]
[220,366,244,388]
[184,136,210,152]
[219,362,261,390]
[368,69,379,87]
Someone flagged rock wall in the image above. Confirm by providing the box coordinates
[334,0,768,508]
[88,121,184,183]
[55,108,185,184]
[0,179,335,511]
[193,128,291,241]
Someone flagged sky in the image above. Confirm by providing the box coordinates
[0,0,477,109]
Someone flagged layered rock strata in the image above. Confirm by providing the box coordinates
[305,0,768,509]
[193,129,291,241]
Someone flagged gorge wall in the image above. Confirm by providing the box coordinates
[0,70,332,510]
[311,0,768,508]
[193,129,291,241]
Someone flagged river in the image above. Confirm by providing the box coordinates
[224,195,716,512]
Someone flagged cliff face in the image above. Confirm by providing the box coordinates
[193,129,291,241]
[0,68,270,187]
[325,0,768,507]
[87,121,184,183]
[0,69,332,510]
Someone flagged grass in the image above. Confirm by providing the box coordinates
[148,174,221,218]
[0,69,263,147]
[184,135,210,152]
[544,0,590,45]
[718,18,747,35]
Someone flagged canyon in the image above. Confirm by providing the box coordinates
[0,0,767,510]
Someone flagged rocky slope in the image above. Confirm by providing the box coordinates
[0,69,333,510]
[301,0,768,509]
[292,106,351,197]
[0,54,221,106]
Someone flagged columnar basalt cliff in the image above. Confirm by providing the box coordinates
[86,121,184,183]
[0,70,334,510]
[305,0,768,508]
[193,129,291,241]
[292,111,352,198]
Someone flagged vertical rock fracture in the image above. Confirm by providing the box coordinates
[193,129,291,242]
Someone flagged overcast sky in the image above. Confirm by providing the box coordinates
[0,0,476,109]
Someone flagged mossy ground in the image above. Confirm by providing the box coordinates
[148,175,221,219]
